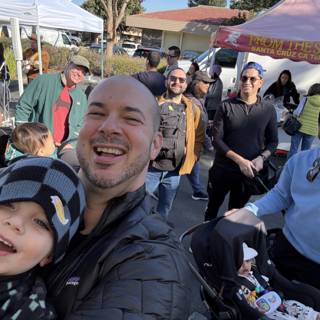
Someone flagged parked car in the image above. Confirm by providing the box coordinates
[65,31,82,46]
[90,43,127,55]
[133,47,166,58]
[181,50,200,61]
[121,41,141,56]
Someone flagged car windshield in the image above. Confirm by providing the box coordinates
[122,43,136,49]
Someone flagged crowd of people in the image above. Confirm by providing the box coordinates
[0,30,319,320]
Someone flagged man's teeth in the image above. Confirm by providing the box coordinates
[96,147,124,155]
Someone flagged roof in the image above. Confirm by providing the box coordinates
[133,6,242,25]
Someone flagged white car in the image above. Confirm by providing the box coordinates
[121,41,140,56]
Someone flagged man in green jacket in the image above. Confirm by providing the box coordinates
[15,55,89,166]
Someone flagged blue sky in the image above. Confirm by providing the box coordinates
[72,0,230,11]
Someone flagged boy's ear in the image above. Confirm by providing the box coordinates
[39,255,53,267]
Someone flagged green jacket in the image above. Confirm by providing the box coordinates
[15,73,87,143]
[298,95,320,136]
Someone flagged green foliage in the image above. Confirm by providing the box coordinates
[106,56,145,76]
[221,10,249,25]
[3,48,16,80]
[230,0,280,13]
[43,44,71,69]
[188,0,227,7]
[82,0,144,24]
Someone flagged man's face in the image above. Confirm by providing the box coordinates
[66,64,86,86]
[0,201,53,275]
[166,49,178,66]
[240,68,263,97]
[167,69,187,96]
[198,80,210,96]
[77,77,162,192]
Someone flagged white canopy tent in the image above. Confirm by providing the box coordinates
[0,0,104,97]
[0,0,103,34]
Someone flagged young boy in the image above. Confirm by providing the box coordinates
[0,156,85,319]
[238,243,320,320]
[6,122,56,161]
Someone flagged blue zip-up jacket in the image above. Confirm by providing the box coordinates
[246,147,320,263]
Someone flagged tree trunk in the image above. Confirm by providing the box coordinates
[106,38,116,58]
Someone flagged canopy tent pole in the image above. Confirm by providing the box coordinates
[10,18,24,96]
[100,31,104,79]
[35,0,43,75]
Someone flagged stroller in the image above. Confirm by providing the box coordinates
[181,210,320,319]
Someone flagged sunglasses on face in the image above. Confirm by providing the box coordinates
[240,75,261,83]
[306,158,320,182]
[169,75,186,84]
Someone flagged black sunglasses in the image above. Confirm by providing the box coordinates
[240,75,261,83]
[306,158,320,182]
[169,75,186,84]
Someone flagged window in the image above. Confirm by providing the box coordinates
[62,34,71,45]
[122,43,136,49]
[214,49,238,68]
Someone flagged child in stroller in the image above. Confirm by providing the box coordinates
[238,242,320,320]
[191,209,320,320]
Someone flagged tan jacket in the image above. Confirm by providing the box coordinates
[23,48,50,81]
[158,94,205,175]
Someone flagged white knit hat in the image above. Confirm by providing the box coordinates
[242,242,258,261]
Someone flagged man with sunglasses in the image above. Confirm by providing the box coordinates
[146,67,204,219]
[163,45,181,78]
[233,147,320,290]
[205,62,278,221]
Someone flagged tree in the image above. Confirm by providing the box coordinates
[188,0,227,7]
[230,0,280,13]
[82,0,143,57]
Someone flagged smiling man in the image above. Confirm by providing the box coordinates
[205,62,278,221]
[145,68,204,219]
[46,75,191,319]
[15,55,89,167]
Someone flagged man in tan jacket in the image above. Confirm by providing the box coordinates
[145,67,204,219]
[23,34,49,83]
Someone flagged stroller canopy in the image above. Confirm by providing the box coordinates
[192,210,272,285]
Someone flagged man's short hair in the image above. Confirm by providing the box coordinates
[147,51,161,68]
[168,45,180,57]
[166,67,186,80]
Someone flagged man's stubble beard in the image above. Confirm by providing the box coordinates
[76,144,152,189]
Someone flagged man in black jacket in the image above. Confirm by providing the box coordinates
[205,62,278,221]
[132,51,166,96]
[47,76,192,319]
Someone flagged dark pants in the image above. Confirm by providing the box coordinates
[207,110,216,121]
[205,164,252,221]
[270,231,320,290]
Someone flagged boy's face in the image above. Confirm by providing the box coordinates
[238,259,253,276]
[0,201,54,275]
